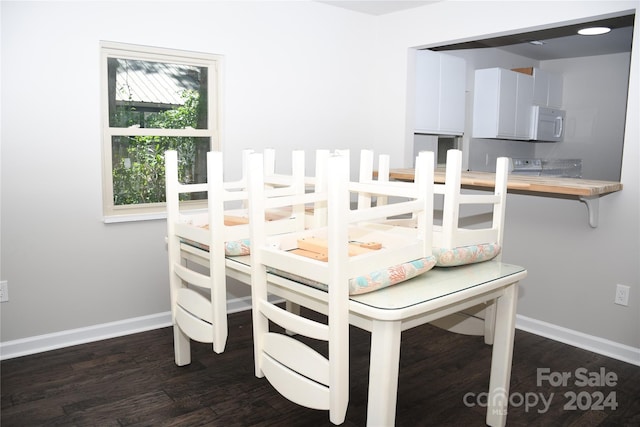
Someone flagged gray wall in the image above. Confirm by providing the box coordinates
[0,0,377,342]
[535,53,630,181]
[1,1,638,360]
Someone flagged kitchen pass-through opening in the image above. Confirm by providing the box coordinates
[413,134,460,166]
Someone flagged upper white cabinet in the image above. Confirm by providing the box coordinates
[472,67,534,140]
[414,50,466,136]
[533,68,563,108]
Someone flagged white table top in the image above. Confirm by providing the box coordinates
[351,261,524,309]
[227,254,525,321]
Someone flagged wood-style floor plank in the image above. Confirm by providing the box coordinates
[2,308,639,426]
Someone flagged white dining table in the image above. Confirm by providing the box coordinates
[212,250,527,427]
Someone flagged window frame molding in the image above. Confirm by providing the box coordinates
[100,41,224,222]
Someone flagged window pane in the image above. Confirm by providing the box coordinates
[108,58,208,129]
[112,136,210,205]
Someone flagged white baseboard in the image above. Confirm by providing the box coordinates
[226,295,254,314]
[0,311,173,361]
[3,303,638,367]
[0,296,261,361]
[516,314,640,367]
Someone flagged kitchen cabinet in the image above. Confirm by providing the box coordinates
[533,68,563,108]
[414,50,466,136]
[472,67,533,140]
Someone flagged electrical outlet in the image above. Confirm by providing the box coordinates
[614,284,629,306]
[0,281,8,303]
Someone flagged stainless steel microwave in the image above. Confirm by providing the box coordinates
[530,106,565,142]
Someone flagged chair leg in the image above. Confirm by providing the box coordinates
[174,325,192,366]
[212,280,229,354]
[212,322,228,354]
[484,299,497,345]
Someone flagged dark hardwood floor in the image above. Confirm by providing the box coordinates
[2,308,639,426]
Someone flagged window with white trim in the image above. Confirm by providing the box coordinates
[100,42,222,221]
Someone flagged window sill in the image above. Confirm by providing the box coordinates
[103,212,167,224]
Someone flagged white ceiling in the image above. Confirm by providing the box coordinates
[316,1,434,16]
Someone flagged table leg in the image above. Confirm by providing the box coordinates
[173,325,191,366]
[367,320,402,427]
[484,299,497,345]
[486,283,519,427]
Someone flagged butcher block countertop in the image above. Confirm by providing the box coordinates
[386,168,623,198]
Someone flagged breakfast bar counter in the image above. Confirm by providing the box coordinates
[384,168,623,227]
[386,168,622,197]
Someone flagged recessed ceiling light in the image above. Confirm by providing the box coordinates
[578,27,611,36]
[529,40,545,46]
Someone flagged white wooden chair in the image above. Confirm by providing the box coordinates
[165,149,306,366]
[247,151,435,424]
[432,149,508,267]
[372,148,509,342]
[372,148,508,268]
[431,149,509,343]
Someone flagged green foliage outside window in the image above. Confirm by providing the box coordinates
[112,90,207,206]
